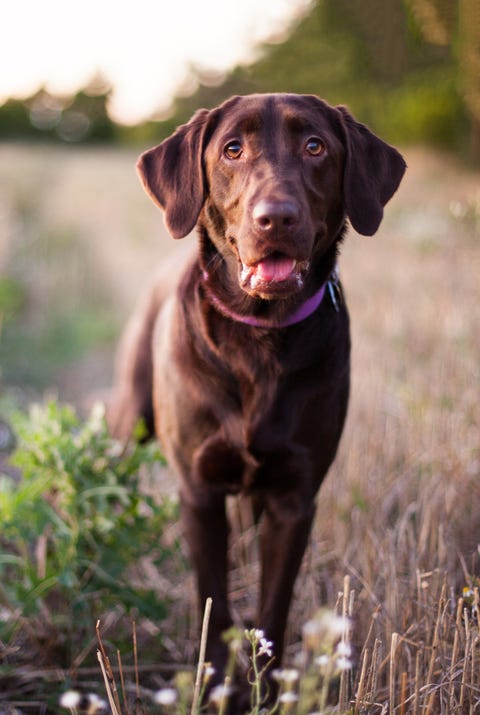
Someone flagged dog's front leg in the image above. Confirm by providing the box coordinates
[257,498,316,666]
[180,493,233,677]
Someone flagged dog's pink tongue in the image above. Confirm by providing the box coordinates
[254,256,295,282]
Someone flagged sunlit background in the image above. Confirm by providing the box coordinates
[1,0,312,124]
[1,0,479,147]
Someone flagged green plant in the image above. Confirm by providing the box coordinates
[0,277,25,326]
[0,400,177,665]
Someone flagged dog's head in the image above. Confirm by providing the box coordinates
[137,93,406,300]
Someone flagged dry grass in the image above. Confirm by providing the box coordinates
[1,143,479,712]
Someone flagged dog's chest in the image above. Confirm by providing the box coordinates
[208,323,325,441]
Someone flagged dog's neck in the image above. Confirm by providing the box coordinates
[201,273,331,328]
[198,227,343,328]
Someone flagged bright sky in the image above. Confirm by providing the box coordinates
[1,0,311,124]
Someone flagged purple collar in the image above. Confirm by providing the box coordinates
[201,273,329,328]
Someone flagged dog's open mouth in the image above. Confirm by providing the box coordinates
[240,253,308,296]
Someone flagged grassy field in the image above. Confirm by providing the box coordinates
[0,142,479,712]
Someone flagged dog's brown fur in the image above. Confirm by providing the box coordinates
[109,93,405,697]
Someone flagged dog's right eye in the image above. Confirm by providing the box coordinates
[305,137,325,156]
[224,141,243,160]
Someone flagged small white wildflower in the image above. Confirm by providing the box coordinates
[279,692,299,704]
[154,688,178,706]
[281,668,300,683]
[293,650,308,668]
[336,656,352,671]
[322,612,350,637]
[314,654,330,668]
[59,691,81,709]
[90,401,106,430]
[302,609,349,651]
[209,683,233,706]
[303,619,322,638]
[229,634,243,653]
[449,201,466,220]
[335,641,352,658]
[87,694,108,713]
[0,607,15,622]
[271,668,299,683]
[258,636,273,657]
[253,628,265,640]
[204,665,216,680]
[59,692,107,713]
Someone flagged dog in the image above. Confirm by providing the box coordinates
[109,93,406,698]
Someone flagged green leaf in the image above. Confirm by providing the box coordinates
[0,398,178,661]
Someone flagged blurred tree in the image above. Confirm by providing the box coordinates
[0,98,38,138]
[333,0,410,81]
[0,0,478,158]
[408,0,480,158]
[0,74,116,143]
[408,0,456,45]
[160,0,463,151]
[458,0,480,157]
[67,73,116,142]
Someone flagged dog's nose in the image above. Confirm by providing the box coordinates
[252,199,300,232]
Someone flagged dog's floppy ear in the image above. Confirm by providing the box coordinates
[136,109,211,239]
[337,106,406,236]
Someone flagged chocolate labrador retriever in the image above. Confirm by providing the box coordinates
[109,93,405,694]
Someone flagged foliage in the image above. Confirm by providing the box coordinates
[163,0,468,152]
[1,305,117,389]
[0,276,25,330]
[0,400,176,665]
[1,0,478,155]
[0,81,116,144]
[0,211,118,389]
[415,0,480,156]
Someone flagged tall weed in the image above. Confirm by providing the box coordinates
[0,401,177,665]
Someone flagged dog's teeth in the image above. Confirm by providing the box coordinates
[241,264,253,283]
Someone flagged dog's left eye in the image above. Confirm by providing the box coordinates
[305,138,325,156]
[224,141,243,160]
